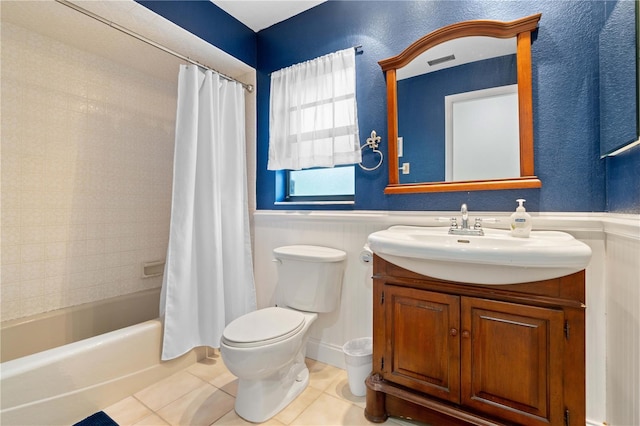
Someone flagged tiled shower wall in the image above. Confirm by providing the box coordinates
[1,22,176,321]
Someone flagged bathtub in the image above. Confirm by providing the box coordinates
[0,289,202,425]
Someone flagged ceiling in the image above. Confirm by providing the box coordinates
[211,0,326,32]
[1,0,253,83]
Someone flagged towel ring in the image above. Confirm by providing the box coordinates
[359,130,383,171]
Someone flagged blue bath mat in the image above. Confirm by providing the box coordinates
[73,411,118,426]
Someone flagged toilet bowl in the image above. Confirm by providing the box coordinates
[220,307,317,422]
[220,245,346,423]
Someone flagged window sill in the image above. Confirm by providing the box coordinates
[275,201,355,206]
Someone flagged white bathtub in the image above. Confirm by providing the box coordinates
[0,290,202,425]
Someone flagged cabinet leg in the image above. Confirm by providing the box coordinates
[365,374,388,423]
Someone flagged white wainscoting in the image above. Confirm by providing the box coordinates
[253,210,639,425]
[604,219,640,426]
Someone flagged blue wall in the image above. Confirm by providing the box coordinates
[136,0,257,68]
[138,0,638,214]
[256,1,610,212]
[607,143,640,213]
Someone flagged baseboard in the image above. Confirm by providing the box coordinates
[306,337,346,370]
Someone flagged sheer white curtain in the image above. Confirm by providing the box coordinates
[268,48,360,170]
[160,65,256,361]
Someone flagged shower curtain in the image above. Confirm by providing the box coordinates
[160,65,256,361]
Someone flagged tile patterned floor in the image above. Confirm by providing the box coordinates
[104,354,419,426]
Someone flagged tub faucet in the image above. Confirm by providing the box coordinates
[449,203,484,236]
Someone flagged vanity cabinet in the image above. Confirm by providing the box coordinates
[366,255,585,426]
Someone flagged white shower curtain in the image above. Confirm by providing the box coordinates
[160,65,256,361]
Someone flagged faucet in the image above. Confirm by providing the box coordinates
[449,203,484,236]
[460,203,469,230]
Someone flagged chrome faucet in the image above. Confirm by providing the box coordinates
[460,203,469,230]
[449,203,484,236]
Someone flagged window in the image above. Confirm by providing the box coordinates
[286,166,355,202]
[268,48,360,202]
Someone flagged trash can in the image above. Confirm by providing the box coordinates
[342,337,373,397]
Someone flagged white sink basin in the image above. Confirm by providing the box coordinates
[367,225,592,285]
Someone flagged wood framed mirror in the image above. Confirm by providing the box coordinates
[379,14,542,194]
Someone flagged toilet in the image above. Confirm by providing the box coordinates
[220,245,347,423]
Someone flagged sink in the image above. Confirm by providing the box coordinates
[367,225,592,285]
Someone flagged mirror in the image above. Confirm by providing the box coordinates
[379,14,542,193]
[599,1,637,156]
[398,37,519,183]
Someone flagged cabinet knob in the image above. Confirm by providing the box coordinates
[449,328,458,336]
[462,330,470,338]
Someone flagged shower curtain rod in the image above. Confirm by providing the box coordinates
[55,0,254,93]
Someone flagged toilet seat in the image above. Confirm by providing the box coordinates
[222,307,305,348]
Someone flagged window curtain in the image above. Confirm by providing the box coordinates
[160,65,256,361]
[268,48,360,170]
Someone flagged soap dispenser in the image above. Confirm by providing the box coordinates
[510,199,532,238]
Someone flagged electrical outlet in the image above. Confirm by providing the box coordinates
[401,162,410,174]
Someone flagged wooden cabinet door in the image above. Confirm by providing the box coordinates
[384,285,461,403]
[461,297,564,425]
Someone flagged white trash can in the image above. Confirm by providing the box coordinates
[342,337,373,397]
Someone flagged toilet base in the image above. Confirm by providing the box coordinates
[234,358,310,423]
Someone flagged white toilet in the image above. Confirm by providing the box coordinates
[220,245,347,423]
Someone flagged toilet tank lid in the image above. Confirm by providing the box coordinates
[273,245,346,262]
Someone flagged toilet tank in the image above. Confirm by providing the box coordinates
[273,245,347,313]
